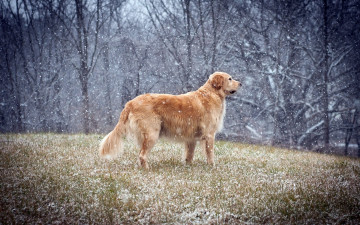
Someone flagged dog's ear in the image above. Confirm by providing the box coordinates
[211,74,224,90]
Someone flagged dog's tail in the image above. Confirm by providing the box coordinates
[99,106,130,159]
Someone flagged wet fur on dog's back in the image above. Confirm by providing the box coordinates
[99,72,241,169]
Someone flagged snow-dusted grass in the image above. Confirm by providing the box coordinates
[1,133,359,224]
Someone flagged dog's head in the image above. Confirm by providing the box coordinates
[209,72,241,96]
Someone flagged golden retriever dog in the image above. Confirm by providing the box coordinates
[99,72,241,169]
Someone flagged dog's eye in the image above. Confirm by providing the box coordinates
[229,78,232,81]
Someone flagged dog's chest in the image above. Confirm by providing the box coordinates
[217,100,226,132]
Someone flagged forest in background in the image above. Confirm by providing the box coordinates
[1,0,360,154]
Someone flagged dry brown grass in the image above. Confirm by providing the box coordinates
[1,133,359,224]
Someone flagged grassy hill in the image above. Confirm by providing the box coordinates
[1,133,359,224]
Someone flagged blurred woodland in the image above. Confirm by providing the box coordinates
[1,0,360,154]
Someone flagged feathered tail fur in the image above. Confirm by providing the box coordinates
[99,106,130,159]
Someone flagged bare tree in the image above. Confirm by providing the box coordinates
[51,0,106,133]
[0,0,68,132]
[144,0,231,90]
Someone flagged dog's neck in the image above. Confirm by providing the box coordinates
[199,82,226,100]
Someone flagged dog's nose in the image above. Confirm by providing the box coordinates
[238,81,242,87]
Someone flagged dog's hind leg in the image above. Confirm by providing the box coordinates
[138,126,160,170]
[184,141,196,164]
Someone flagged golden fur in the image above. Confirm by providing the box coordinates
[99,72,241,169]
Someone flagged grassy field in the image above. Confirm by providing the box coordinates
[1,133,359,224]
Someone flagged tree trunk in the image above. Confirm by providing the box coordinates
[210,0,218,72]
[103,42,113,127]
[80,74,90,134]
[6,56,24,132]
[344,111,356,155]
[322,0,330,149]
[184,0,192,90]
[75,0,91,134]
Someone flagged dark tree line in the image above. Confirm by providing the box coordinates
[1,0,359,155]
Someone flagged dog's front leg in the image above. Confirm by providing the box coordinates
[185,141,196,164]
[203,135,215,166]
